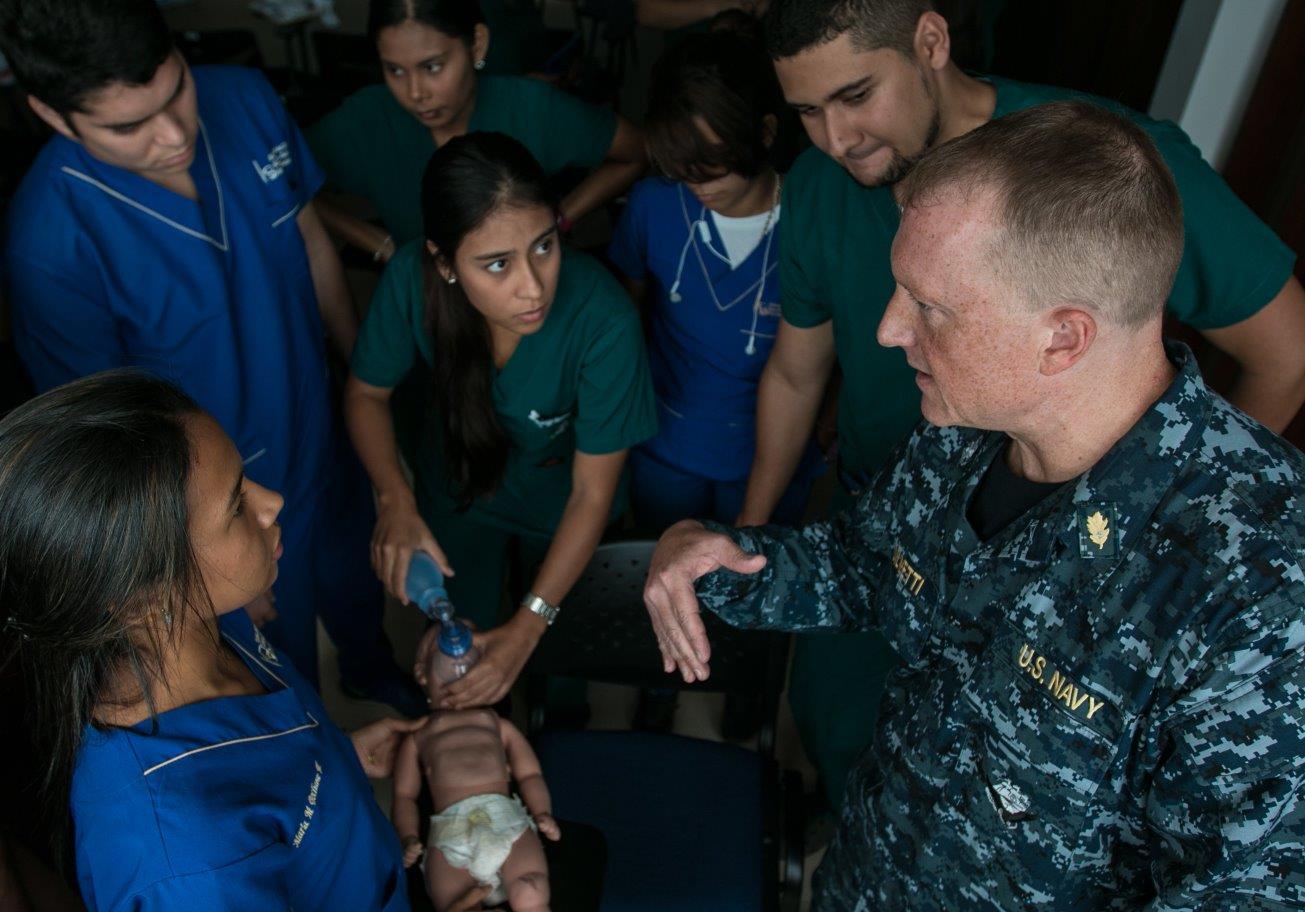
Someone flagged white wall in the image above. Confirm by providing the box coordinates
[1151,0,1287,169]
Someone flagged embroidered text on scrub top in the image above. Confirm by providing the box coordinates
[253,142,292,184]
[528,409,572,438]
[292,760,324,848]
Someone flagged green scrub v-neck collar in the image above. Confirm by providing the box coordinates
[492,314,551,387]
[492,331,526,377]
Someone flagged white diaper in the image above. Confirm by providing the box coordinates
[428,793,536,905]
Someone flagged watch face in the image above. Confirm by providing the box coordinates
[526,596,558,624]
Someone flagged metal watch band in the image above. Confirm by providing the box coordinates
[522,593,560,625]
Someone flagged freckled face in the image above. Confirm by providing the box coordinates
[876,188,1045,430]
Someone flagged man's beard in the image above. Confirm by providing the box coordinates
[850,76,943,188]
[876,105,940,186]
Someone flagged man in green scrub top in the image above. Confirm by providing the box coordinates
[737,0,1305,811]
[349,239,657,626]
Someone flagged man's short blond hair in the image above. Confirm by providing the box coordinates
[897,100,1184,328]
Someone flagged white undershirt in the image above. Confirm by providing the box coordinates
[709,203,781,269]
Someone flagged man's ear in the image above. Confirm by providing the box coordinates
[1039,307,1097,376]
[914,10,952,72]
[27,94,79,142]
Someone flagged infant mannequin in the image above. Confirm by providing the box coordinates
[393,654,560,911]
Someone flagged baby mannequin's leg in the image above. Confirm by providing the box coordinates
[501,829,550,912]
[426,846,481,912]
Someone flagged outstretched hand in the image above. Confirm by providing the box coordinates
[642,520,767,682]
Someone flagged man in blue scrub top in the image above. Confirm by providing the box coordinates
[0,0,421,714]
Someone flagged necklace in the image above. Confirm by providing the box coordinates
[691,174,782,313]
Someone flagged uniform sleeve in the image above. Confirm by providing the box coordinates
[532,81,618,173]
[5,255,126,391]
[573,303,657,454]
[776,162,832,328]
[695,442,905,632]
[1143,589,1305,909]
[1158,123,1296,330]
[248,69,324,203]
[350,248,424,389]
[305,92,376,200]
[606,181,651,281]
[119,852,294,911]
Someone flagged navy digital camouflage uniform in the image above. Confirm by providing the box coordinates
[697,343,1305,910]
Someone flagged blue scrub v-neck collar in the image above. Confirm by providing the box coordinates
[679,185,775,280]
[98,617,319,779]
[674,185,779,319]
[58,117,229,251]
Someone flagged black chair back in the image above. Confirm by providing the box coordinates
[525,540,789,756]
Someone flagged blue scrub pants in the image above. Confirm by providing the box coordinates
[262,439,397,689]
[629,445,813,530]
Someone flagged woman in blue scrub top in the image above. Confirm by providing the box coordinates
[0,372,487,912]
[608,32,821,532]
[345,133,657,710]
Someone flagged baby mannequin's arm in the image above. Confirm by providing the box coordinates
[499,717,561,841]
[392,733,425,865]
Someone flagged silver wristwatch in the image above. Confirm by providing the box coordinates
[522,592,560,626]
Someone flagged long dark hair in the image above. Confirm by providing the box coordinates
[645,30,798,184]
[366,0,484,45]
[420,132,556,506]
[0,371,208,867]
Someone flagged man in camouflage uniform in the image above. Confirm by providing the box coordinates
[642,101,1305,910]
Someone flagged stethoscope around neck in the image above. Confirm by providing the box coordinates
[667,185,777,356]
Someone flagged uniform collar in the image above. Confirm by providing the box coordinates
[1053,340,1208,558]
[57,118,229,251]
[77,612,318,784]
[960,341,1208,569]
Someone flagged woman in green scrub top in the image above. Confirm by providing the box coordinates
[345,132,657,709]
[309,0,646,264]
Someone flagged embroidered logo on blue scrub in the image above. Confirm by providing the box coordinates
[252,141,292,184]
[528,409,572,439]
[253,626,281,665]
